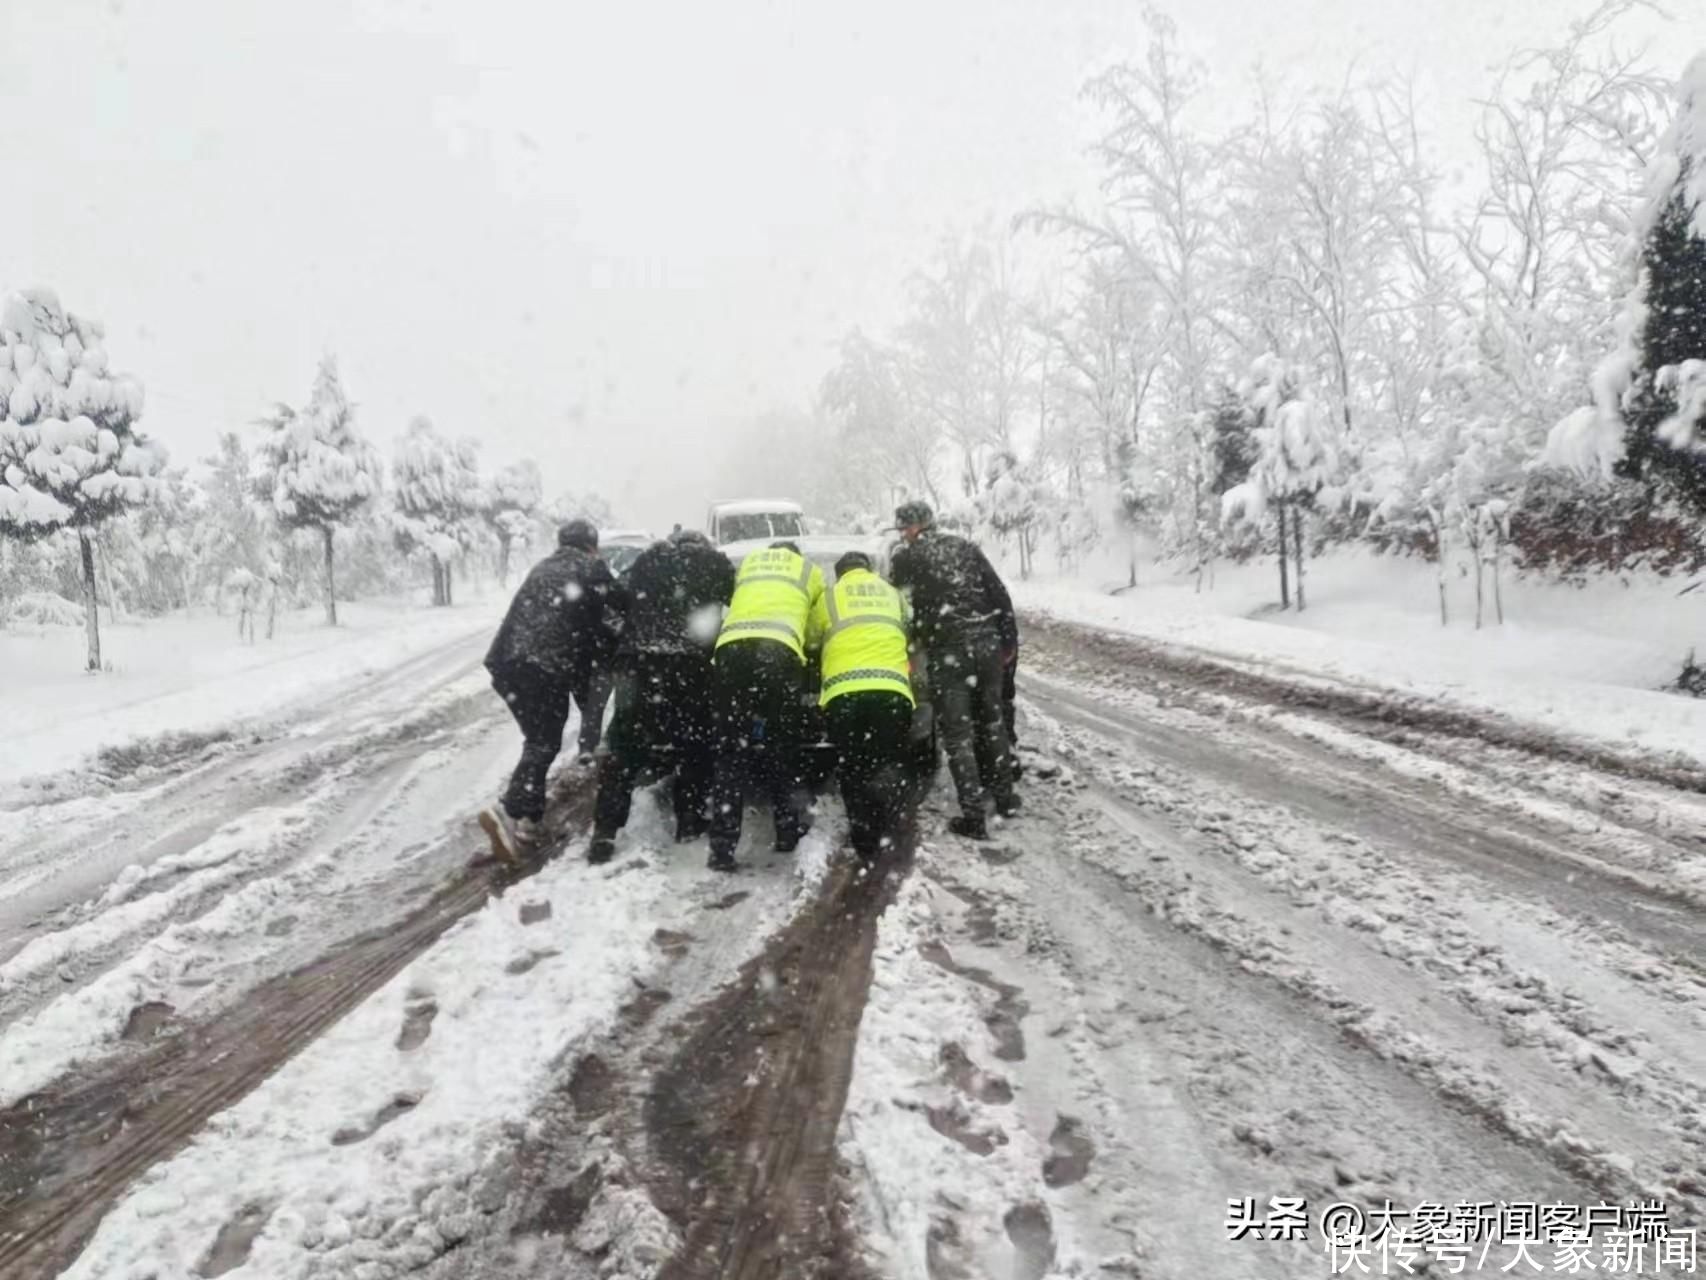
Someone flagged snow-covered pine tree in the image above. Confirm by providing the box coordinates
[392,416,483,606]
[1616,54,1706,518]
[198,432,267,609]
[0,288,163,669]
[484,458,543,585]
[253,355,381,626]
[111,465,199,615]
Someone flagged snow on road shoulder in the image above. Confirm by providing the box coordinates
[1013,560,1706,774]
[0,596,500,788]
[62,845,676,1280]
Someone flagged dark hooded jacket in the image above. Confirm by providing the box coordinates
[485,545,623,683]
[889,528,1017,653]
[617,536,737,660]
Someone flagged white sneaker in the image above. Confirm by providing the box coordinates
[478,806,522,864]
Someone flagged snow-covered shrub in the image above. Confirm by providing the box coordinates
[1,590,84,628]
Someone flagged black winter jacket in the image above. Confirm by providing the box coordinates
[889,530,1017,653]
[485,546,623,683]
[618,538,736,659]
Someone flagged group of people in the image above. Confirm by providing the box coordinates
[477,501,1021,872]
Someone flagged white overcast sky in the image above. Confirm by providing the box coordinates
[4,0,1701,529]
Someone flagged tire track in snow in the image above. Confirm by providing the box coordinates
[1024,665,1706,960]
[642,852,907,1280]
[1018,675,1706,1213]
[0,631,493,960]
[1021,611,1706,796]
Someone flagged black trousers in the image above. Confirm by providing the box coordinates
[826,691,914,858]
[930,635,1016,819]
[494,665,581,822]
[709,640,810,857]
[1001,656,1018,745]
[577,668,612,757]
[594,652,716,836]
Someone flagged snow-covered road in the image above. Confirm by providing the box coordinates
[840,619,1706,1278]
[2,608,1702,1279]
[0,626,514,1105]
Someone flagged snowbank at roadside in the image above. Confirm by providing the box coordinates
[0,596,500,785]
[1013,550,1706,771]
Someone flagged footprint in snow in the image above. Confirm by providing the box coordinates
[396,999,438,1052]
[925,1100,1007,1156]
[1041,1114,1096,1187]
[651,928,694,958]
[518,900,553,926]
[1003,1201,1057,1280]
[925,1214,976,1280]
[940,1042,1014,1105]
[122,1001,174,1042]
[330,1091,422,1146]
[197,1202,273,1278]
[505,948,561,975]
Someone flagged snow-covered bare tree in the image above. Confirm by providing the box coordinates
[1027,253,1165,584]
[253,355,382,626]
[899,235,1039,498]
[820,328,943,509]
[1460,1,1670,460]
[0,288,163,669]
[1069,8,1232,585]
[1225,85,1420,451]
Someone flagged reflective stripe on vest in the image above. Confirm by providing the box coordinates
[721,618,799,639]
[823,666,913,692]
[735,554,814,595]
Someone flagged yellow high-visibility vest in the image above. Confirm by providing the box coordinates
[715,546,826,662]
[810,567,915,707]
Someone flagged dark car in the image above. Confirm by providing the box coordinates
[600,530,654,578]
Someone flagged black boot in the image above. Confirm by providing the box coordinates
[707,845,738,873]
[948,813,989,841]
[587,832,617,865]
[995,792,1022,819]
[675,812,709,843]
[774,814,811,854]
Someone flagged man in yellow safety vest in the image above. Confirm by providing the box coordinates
[708,540,827,871]
[809,550,916,862]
